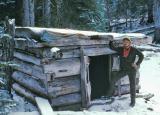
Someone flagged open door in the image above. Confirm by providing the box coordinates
[80,47,91,108]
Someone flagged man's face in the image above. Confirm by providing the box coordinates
[123,40,131,48]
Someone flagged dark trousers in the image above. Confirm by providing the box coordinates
[108,69,136,103]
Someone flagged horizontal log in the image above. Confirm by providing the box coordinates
[57,103,81,111]
[13,58,46,80]
[43,58,80,78]
[12,83,37,103]
[51,93,81,107]
[40,37,112,47]
[48,76,80,97]
[12,71,47,96]
[14,51,42,66]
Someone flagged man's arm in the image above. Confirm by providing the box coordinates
[135,48,144,66]
[109,41,121,53]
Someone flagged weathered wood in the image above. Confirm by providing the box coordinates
[14,37,41,49]
[12,83,37,102]
[83,47,115,56]
[80,47,91,108]
[57,103,81,111]
[43,58,80,77]
[13,58,46,80]
[40,37,112,47]
[51,93,81,107]
[35,97,54,115]
[48,76,80,98]
[8,111,39,115]
[12,71,47,96]
[14,51,42,65]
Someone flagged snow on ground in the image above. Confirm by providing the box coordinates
[87,51,160,115]
[10,50,160,115]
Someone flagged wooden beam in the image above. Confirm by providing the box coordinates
[83,47,116,56]
[35,97,54,115]
[80,47,90,108]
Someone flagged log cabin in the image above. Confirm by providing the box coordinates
[9,27,152,111]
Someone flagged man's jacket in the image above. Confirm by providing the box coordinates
[109,41,144,71]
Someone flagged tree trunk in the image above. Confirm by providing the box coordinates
[105,0,112,32]
[42,0,51,27]
[22,0,35,26]
[15,0,23,26]
[153,0,160,43]
[147,0,154,24]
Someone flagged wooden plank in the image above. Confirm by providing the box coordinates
[83,47,116,56]
[51,93,81,107]
[80,47,91,108]
[13,58,46,80]
[8,111,39,115]
[48,76,80,97]
[43,58,80,77]
[12,71,48,96]
[35,97,54,115]
[14,51,42,65]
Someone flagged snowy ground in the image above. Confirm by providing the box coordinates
[8,50,160,115]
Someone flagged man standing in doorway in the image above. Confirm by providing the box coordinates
[108,37,144,107]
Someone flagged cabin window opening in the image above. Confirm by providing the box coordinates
[89,55,110,100]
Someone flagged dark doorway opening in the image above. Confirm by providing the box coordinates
[89,55,110,100]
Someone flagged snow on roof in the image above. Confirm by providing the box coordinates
[16,27,147,40]
[104,33,147,40]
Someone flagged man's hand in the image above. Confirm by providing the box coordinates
[132,63,139,70]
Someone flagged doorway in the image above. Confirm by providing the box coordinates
[89,55,111,100]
